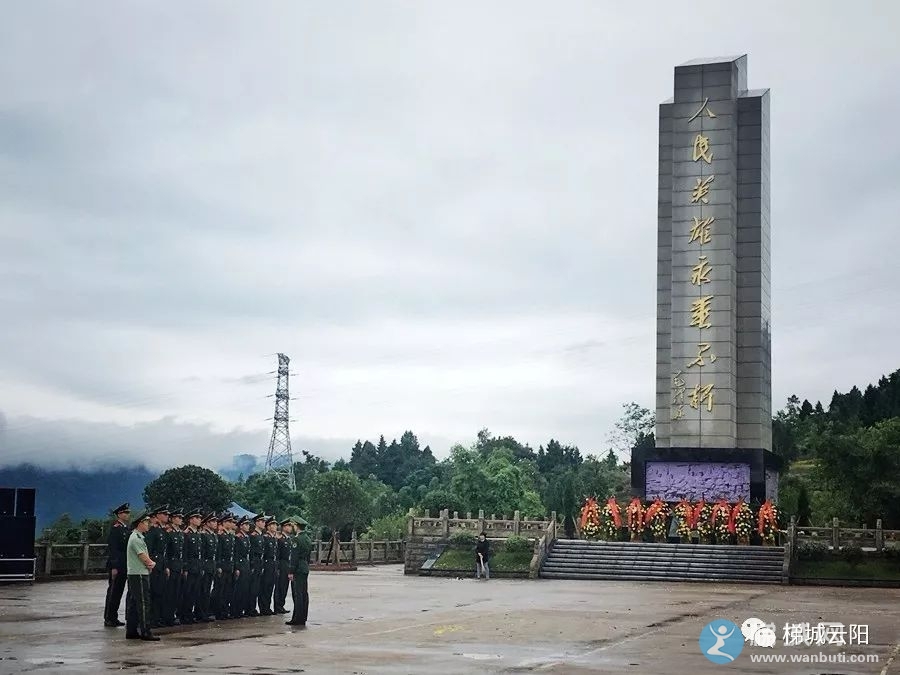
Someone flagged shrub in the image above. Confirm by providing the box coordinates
[840,543,864,567]
[503,535,531,554]
[883,544,900,561]
[449,530,477,548]
[796,541,829,561]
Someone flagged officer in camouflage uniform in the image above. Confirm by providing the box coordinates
[246,514,266,617]
[258,517,278,615]
[104,503,131,627]
[196,513,218,622]
[214,513,237,619]
[163,508,185,626]
[274,519,294,614]
[286,517,312,626]
[145,505,169,628]
[231,516,250,618]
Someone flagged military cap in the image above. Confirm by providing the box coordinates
[279,518,293,527]
[151,504,170,516]
[202,512,218,524]
[187,507,203,519]
[293,516,309,528]
[112,502,130,515]
[265,516,277,525]
[132,510,151,527]
[221,513,236,523]
[171,507,185,517]
[253,513,267,522]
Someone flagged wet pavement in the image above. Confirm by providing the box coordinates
[0,566,898,674]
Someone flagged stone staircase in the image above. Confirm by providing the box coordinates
[540,539,785,584]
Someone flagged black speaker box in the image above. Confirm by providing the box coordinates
[0,516,36,558]
[0,488,14,516]
[15,488,36,517]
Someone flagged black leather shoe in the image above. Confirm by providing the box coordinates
[104,621,118,628]
[141,634,161,641]
[285,621,306,626]
[248,611,260,617]
[115,620,125,626]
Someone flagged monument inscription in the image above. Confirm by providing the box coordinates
[632,55,779,502]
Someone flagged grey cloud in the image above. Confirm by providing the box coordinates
[1,2,899,468]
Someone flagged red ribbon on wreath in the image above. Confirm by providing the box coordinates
[692,499,706,528]
[675,499,693,528]
[626,498,644,530]
[580,497,597,529]
[606,497,622,528]
[757,500,776,535]
[711,499,730,528]
[643,498,664,525]
[727,499,743,534]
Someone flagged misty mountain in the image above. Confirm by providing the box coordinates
[0,464,159,531]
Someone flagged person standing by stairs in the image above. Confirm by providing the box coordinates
[475,532,491,580]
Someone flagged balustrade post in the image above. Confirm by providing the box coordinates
[875,519,884,553]
[513,510,521,536]
[82,544,90,574]
[832,517,840,551]
[478,509,485,534]
[44,544,53,575]
[441,509,450,538]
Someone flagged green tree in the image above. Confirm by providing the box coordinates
[609,402,655,459]
[813,418,900,527]
[143,465,232,512]
[42,514,107,544]
[306,470,369,563]
[361,513,407,541]
[232,472,303,517]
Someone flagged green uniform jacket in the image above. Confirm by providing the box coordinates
[146,525,168,566]
[166,529,185,573]
[289,532,312,575]
[201,530,218,575]
[106,520,130,571]
[218,532,236,570]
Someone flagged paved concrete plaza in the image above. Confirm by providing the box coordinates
[0,566,898,674]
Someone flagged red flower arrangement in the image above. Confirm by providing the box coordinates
[580,497,601,540]
[673,499,694,540]
[644,498,670,542]
[626,497,645,541]
[758,499,779,545]
[710,499,731,543]
[694,499,713,543]
[601,497,622,540]
[731,499,753,544]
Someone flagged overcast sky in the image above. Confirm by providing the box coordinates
[1,2,898,471]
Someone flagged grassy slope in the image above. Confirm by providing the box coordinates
[433,547,532,572]
[794,559,900,580]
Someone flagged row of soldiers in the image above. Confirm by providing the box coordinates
[104,503,312,639]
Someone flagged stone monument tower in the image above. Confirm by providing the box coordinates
[632,55,780,502]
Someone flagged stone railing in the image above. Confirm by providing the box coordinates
[529,511,558,579]
[407,508,552,539]
[788,517,900,554]
[34,539,405,579]
[405,508,556,575]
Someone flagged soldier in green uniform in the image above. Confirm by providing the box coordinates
[274,519,294,614]
[285,518,312,626]
[258,517,278,615]
[196,513,218,622]
[214,513,237,619]
[246,514,266,617]
[104,503,131,627]
[145,505,169,629]
[180,508,203,624]
[163,508,185,626]
[231,516,250,618]
[125,510,160,641]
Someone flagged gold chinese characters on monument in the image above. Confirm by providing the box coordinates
[672,97,719,421]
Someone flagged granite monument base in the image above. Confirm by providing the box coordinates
[631,447,782,503]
